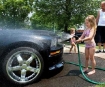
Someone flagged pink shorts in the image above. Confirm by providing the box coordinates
[85,43,96,48]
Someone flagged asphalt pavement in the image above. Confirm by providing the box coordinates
[24,45,105,87]
[0,45,105,87]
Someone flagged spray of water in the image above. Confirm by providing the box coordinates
[55,31,73,42]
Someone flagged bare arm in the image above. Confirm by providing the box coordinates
[96,10,100,25]
[82,28,95,41]
[75,31,85,43]
[78,31,85,40]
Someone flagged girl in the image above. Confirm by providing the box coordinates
[76,15,96,75]
[69,28,76,53]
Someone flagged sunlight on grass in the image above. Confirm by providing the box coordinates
[79,43,99,49]
[95,84,105,87]
[61,41,99,49]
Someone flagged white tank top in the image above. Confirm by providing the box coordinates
[98,9,105,26]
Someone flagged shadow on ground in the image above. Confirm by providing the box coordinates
[0,67,63,87]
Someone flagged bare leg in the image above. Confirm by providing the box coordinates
[88,47,96,75]
[103,43,105,49]
[69,45,73,53]
[103,43,105,52]
[96,43,101,53]
[83,48,89,72]
[73,44,76,53]
[98,43,101,50]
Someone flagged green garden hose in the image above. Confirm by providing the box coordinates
[65,44,105,84]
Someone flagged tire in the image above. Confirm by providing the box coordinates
[2,47,44,85]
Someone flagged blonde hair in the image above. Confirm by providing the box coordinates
[70,28,75,34]
[101,1,105,4]
[85,15,97,31]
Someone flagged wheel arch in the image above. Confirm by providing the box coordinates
[0,41,50,74]
[0,41,45,58]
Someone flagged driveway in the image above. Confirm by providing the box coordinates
[0,45,105,87]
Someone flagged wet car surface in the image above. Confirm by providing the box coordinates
[0,29,63,85]
[1,52,105,87]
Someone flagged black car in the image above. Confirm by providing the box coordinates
[0,29,63,85]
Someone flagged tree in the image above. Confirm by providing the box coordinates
[0,0,102,30]
[31,0,101,32]
[0,0,33,29]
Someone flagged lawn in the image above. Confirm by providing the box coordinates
[61,41,99,49]
[96,85,105,87]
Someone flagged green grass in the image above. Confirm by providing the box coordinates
[61,41,99,49]
[79,43,100,49]
[79,43,85,47]
[95,85,105,87]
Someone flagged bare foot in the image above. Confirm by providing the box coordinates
[87,70,95,75]
[83,68,88,72]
